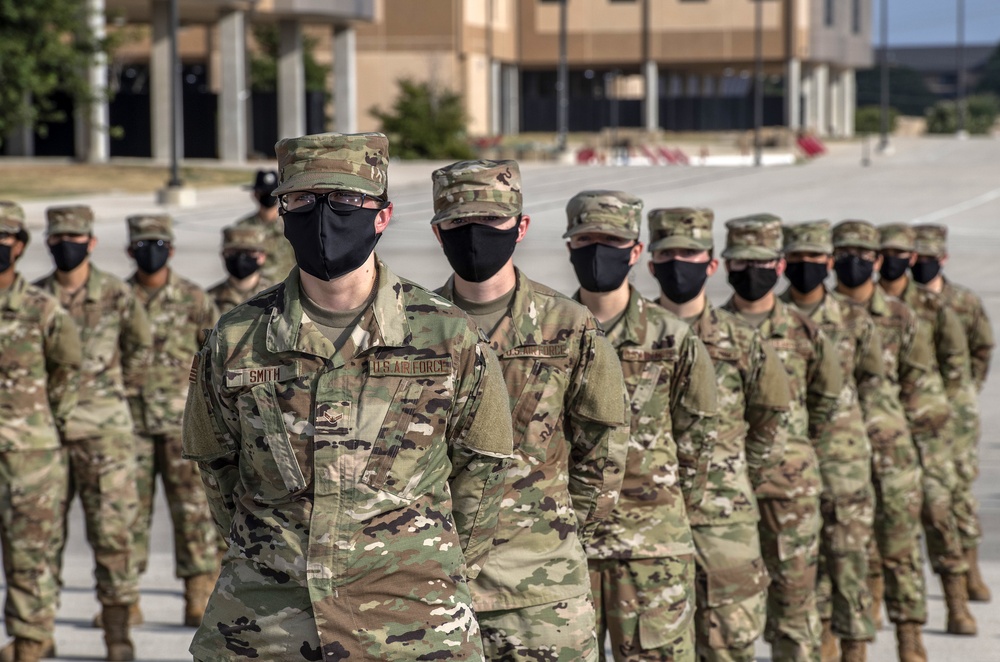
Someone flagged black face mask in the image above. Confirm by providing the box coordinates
[0,244,11,273]
[283,204,382,282]
[225,252,260,280]
[439,221,520,283]
[911,259,941,284]
[879,255,910,282]
[258,192,278,209]
[653,260,710,304]
[49,240,90,272]
[569,243,633,292]
[785,261,828,294]
[728,266,778,302]
[133,242,170,275]
[834,255,874,288]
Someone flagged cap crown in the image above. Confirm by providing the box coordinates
[914,224,947,256]
[222,225,267,252]
[782,220,832,254]
[127,214,173,242]
[46,205,94,235]
[273,132,389,198]
[647,207,714,252]
[832,220,879,250]
[0,201,26,234]
[431,159,523,225]
[251,169,279,192]
[564,190,642,240]
[878,223,915,251]
[722,214,783,260]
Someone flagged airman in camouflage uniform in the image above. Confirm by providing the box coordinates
[780,221,878,662]
[720,215,844,662]
[647,207,791,662]
[0,202,81,662]
[125,214,220,627]
[34,205,151,661]
[832,220,929,661]
[235,169,296,283]
[431,161,630,661]
[564,192,719,662]
[912,224,994,603]
[183,132,514,661]
[207,225,275,315]
[877,223,976,636]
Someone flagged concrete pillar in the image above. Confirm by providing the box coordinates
[75,0,109,162]
[490,60,502,135]
[278,20,305,140]
[150,0,171,162]
[841,68,856,137]
[333,25,357,134]
[218,9,247,162]
[644,60,659,131]
[829,68,843,136]
[786,58,801,131]
[502,65,520,135]
[814,63,829,137]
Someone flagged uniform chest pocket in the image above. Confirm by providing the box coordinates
[238,381,308,505]
[620,348,678,418]
[505,359,564,460]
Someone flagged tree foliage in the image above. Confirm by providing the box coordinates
[854,106,899,134]
[370,79,474,160]
[856,65,937,116]
[0,0,106,142]
[974,42,1000,97]
[249,25,328,94]
[926,94,999,134]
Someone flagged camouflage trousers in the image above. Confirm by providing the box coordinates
[756,496,822,662]
[479,593,598,662]
[951,386,981,550]
[866,430,927,624]
[52,433,140,607]
[691,523,768,662]
[816,462,876,642]
[911,429,968,576]
[589,557,695,662]
[0,449,68,642]
[133,432,218,578]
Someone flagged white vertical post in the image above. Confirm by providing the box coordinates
[278,20,305,140]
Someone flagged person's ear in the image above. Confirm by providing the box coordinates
[706,258,719,277]
[628,241,643,267]
[516,215,530,243]
[375,202,393,234]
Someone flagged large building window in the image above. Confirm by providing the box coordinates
[824,0,834,26]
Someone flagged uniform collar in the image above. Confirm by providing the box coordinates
[439,267,533,351]
[0,273,28,312]
[604,286,646,348]
[690,301,724,345]
[867,286,891,317]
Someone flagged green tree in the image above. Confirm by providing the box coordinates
[0,1,107,142]
[974,42,1000,96]
[370,79,474,160]
[249,25,328,93]
[856,65,937,116]
[855,106,899,134]
[926,94,999,134]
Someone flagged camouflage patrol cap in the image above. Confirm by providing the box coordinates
[722,214,783,260]
[0,201,26,236]
[272,132,389,198]
[832,220,880,251]
[782,220,833,255]
[563,190,642,240]
[914,224,947,257]
[222,225,267,253]
[127,214,173,243]
[46,205,94,236]
[647,207,714,252]
[431,159,523,225]
[878,223,915,252]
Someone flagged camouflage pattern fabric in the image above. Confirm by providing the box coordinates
[183,260,513,660]
[687,303,791,661]
[590,556,696,662]
[721,216,783,261]
[722,297,841,662]
[234,212,295,284]
[480,593,599,662]
[563,190,643,240]
[128,269,219,578]
[941,278,994,392]
[273,132,389,198]
[431,159,523,225]
[127,214,172,242]
[0,274,81,642]
[646,207,715,252]
[208,274,276,316]
[45,204,94,234]
[780,289,877,642]
[35,265,151,606]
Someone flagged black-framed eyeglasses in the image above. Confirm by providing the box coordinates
[132,239,169,249]
[279,190,388,215]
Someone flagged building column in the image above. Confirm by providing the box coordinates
[814,63,829,136]
[218,9,247,162]
[150,0,171,162]
[278,20,305,140]
[490,60,502,136]
[841,68,856,137]
[333,25,357,134]
[74,0,109,162]
[644,60,659,131]
[786,57,801,131]
[829,68,843,136]
[502,65,520,135]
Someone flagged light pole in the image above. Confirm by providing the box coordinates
[753,0,763,167]
[167,0,183,187]
[957,0,966,136]
[878,0,890,151]
[557,0,569,152]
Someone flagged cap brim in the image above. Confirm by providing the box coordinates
[832,239,880,251]
[648,237,713,253]
[562,223,637,240]
[879,240,914,251]
[721,246,780,260]
[782,242,832,255]
[272,171,384,198]
[431,201,521,226]
[129,233,172,242]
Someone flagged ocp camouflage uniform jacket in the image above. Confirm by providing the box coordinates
[439,269,629,611]
[35,266,152,440]
[580,288,717,559]
[941,277,993,391]
[128,269,218,436]
[0,273,82,451]
[182,261,513,659]
[208,274,276,316]
[688,302,791,526]
[236,211,296,284]
[722,297,843,502]
[899,280,972,399]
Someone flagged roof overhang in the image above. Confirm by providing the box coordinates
[107,0,374,24]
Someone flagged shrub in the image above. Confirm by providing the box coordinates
[926,94,999,134]
[370,79,474,160]
[855,106,899,134]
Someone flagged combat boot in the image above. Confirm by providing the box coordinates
[820,619,839,662]
[0,638,54,662]
[941,572,977,635]
[867,574,884,629]
[92,603,143,628]
[102,605,135,661]
[183,573,216,627]
[840,639,866,662]
[896,622,927,662]
[965,546,991,602]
